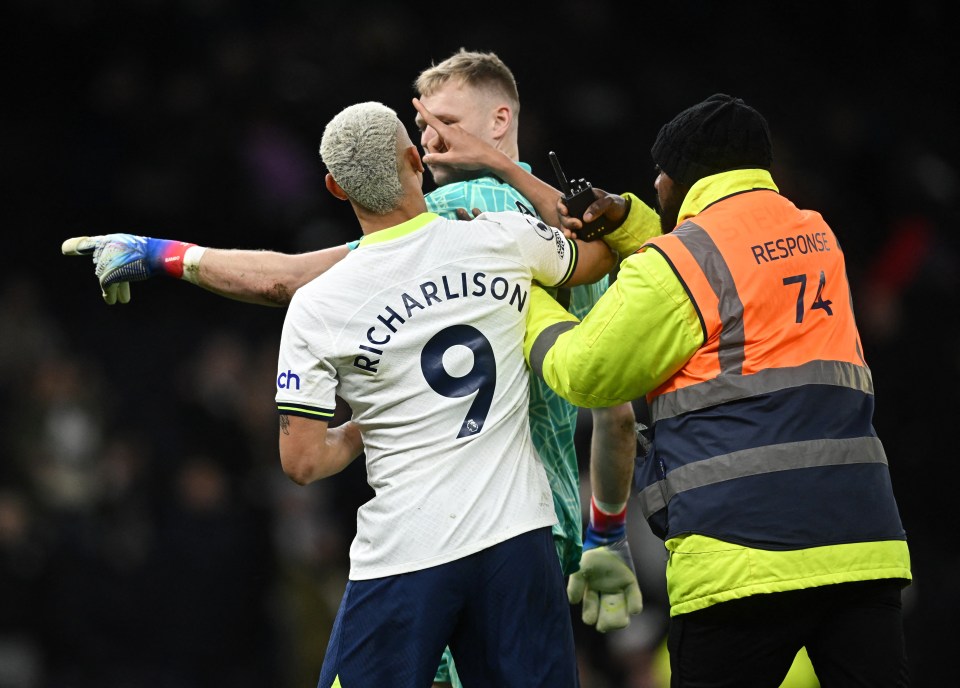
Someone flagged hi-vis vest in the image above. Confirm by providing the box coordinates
[636,188,906,550]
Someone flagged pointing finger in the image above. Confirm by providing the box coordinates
[62,236,98,256]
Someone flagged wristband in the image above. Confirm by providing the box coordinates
[589,496,627,540]
[149,240,198,280]
[182,245,207,284]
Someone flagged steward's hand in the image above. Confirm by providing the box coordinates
[557,188,631,240]
[62,234,196,304]
[567,518,643,632]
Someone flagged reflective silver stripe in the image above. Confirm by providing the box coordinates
[674,223,745,375]
[638,436,887,519]
[529,321,577,377]
[650,359,874,422]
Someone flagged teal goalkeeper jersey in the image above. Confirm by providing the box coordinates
[425,164,608,575]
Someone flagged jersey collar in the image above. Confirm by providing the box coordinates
[358,212,441,247]
[500,161,531,181]
[482,161,531,184]
[677,169,779,224]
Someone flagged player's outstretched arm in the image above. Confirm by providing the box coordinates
[413,98,565,227]
[198,245,349,306]
[62,234,349,306]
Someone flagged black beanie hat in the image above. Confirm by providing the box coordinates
[651,93,772,187]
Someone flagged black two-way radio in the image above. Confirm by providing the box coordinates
[548,151,608,241]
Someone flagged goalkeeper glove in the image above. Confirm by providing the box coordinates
[61,235,204,304]
[567,497,643,632]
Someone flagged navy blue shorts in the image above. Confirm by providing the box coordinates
[316,526,578,687]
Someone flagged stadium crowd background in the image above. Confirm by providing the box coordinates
[1,1,957,686]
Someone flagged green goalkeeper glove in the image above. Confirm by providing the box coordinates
[62,234,202,304]
[567,498,643,632]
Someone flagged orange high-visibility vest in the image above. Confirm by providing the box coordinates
[636,189,905,548]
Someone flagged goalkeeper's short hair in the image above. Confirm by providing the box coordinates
[319,102,405,215]
[415,48,520,115]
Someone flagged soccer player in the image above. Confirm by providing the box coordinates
[63,50,650,685]
[410,51,648,661]
[283,100,615,685]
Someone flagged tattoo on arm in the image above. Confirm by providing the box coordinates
[279,414,290,435]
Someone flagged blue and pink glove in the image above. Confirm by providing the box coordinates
[62,234,204,304]
[567,497,644,632]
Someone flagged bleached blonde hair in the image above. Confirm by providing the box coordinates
[319,102,405,215]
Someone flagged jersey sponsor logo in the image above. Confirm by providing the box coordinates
[554,231,566,259]
[277,370,301,390]
[353,271,528,375]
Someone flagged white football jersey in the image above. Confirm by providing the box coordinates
[276,211,578,579]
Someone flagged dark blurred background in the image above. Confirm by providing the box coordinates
[1,1,957,686]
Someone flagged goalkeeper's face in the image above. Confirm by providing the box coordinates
[416,81,499,186]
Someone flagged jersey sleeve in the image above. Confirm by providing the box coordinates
[495,211,578,289]
[275,293,338,421]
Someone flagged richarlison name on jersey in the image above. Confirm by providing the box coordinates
[354,270,528,375]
